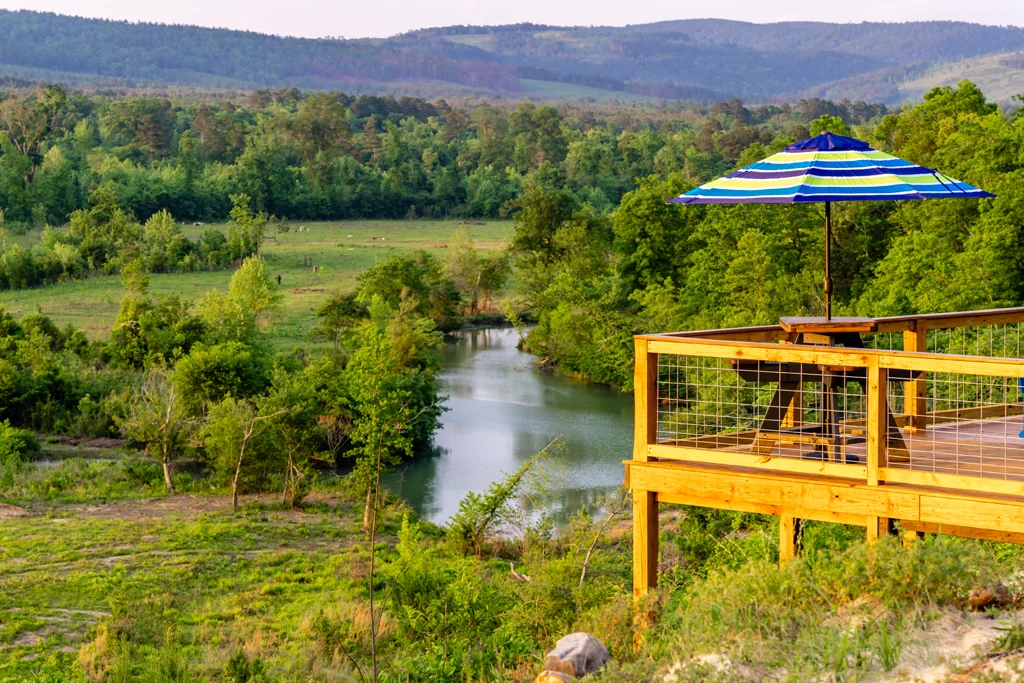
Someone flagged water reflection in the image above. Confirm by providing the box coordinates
[384,328,633,523]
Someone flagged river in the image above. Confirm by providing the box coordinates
[384,327,634,523]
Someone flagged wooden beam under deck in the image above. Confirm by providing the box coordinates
[626,458,1024,539]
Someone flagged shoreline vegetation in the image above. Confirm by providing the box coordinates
[0,78,1023,680]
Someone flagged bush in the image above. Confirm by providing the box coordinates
[662,535,1002,677]
[172,342,270,415]
[0,420,39,462]
[0,420,39,484]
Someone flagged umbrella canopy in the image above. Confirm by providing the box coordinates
[666,131,995,319]
[668,131,993,205]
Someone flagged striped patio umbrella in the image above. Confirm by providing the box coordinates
[668,131,995,319]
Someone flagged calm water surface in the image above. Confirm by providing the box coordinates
[384,327,633,523]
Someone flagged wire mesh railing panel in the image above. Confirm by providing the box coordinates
[656,353,868,463]
[927,324,1024,359]
[862,323,1024,357]
[863,331,902,351]
[887,369,1024,480]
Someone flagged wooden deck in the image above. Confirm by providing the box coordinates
[627,307,1024,600]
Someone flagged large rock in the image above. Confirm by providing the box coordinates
[969,582,1012,610]
[543,632,610,678]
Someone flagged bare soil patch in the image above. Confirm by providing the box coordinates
[0,504,27,519]
[61,491,354,522]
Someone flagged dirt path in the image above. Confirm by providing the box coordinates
[50,491,356,522]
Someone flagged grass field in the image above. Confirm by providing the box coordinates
[0,219,512,344]
[0,460,411,682]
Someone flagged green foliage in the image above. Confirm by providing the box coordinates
[809,114,852,136]
[0,419,38,485]
[447,449,547,556]
[665,535,999,676]
[114,369,195,491]
[172,342,271,416]
[201,396,283,505]
[226,195,268,259]
[343,298,446,499]
[355,252,463,332]
[0,456,167,504]
[196,256,282,343]
[224,651,272,683]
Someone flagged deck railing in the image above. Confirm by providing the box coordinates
[636,307,1024,498]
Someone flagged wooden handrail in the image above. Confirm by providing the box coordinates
[643,336,1024,378]
[876,307,1024,332]
[647,307,1024,340]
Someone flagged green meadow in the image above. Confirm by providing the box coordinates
[1,219,511,344]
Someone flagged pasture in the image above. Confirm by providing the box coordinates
[0,219,511,344]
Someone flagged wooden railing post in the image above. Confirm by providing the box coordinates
[632,339,659,601]
[866,356,887,487]
[903,323,927,432]
[866,357,892,542]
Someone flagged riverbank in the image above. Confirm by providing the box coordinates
[1,456,1021,682]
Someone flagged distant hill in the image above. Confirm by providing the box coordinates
[0,10,1022,103]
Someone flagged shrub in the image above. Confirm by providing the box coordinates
[0,419,39,461]
[172,342,270,415]
[663,535,1002,677]
[0,420,39,484]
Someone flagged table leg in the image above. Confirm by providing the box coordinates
[753,382,801,455]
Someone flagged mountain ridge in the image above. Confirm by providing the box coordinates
[0,10,1021,103]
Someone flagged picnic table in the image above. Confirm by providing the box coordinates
[730,317,914,463]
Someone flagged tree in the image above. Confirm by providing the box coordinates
[226,194,268,259]
[196,255,282,344]
[289,93,350,185]
[142,209,188,273]
[172,342,271,416]
[257,368,321,507]
[356,251,463,331]
[345,298,445,529]
[612,173,696,291]
[0,84,68,184]
[115,370,195,492]
[477,253,510,312]
[443,225,481,312]
[109,259,152,368]
[313,292,367,352]
[809,115,851,137]
[202,397,284,509]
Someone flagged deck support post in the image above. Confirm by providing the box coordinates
[779,514,802,565]
[903,528,924,549]
[903,324,928,432]
[632,490,659,598]
[866,516,894,544]
[632,338,659,603]
[778,339,802,430]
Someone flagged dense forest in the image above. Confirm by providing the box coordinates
[0,82,891,289]
[0,11,1023,102]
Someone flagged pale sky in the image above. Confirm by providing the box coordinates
[0,0,1021,39]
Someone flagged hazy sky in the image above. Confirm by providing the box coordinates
[0,0,1021,39]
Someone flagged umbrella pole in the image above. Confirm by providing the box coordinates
[824,201,832,321]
